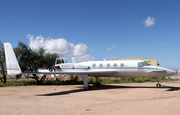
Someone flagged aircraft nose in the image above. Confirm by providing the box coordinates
[166,69,178,75]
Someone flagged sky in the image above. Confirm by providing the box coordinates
[0,0,180,69]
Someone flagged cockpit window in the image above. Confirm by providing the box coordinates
[142,62,151,66]
[138,62,143,67]
[138,62,151,67]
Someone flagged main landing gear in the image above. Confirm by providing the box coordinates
[85,85,91,90]
[94,77,101,86]
[95,82,101,86]
[81,75,101,90]
[93,82,100,86]
[81,74,91,90]
[156,77,161,88]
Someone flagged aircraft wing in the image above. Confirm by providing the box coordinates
[22,70,119,75]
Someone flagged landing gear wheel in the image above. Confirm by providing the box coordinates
[156,84,161,88]
[85,86,91,90]
[96,82,100,86]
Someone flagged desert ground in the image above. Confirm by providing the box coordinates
[1,82,180,115]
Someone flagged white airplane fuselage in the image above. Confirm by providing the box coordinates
[54,60,177,78]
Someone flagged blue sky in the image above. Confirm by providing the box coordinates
[1,0,180,69]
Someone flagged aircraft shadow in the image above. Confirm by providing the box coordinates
[37,84,180,96]
[163,85,180,91]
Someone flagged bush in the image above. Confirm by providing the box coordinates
[134,77,144,83]
[16,74,21,80]
[113,79,119,83]
[88,77,95,84]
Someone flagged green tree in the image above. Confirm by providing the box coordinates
[44,53,59,68]
[14,41,36,72]
[14,42,46,84]
[36,47,46,68]
[14,41,61,84]
[0,41,6,83]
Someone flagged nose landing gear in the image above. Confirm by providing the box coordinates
[156,83,161,88]
[156,77,161,88]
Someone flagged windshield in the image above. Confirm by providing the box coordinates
[138,62,151,67]
[142,62,151,66]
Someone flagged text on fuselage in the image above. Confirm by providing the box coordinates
[60,64,75,68]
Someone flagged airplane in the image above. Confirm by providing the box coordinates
[4,43,178,89]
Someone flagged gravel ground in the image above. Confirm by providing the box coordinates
[0,82,180,115]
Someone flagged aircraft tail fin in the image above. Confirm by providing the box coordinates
[4,43,22,75]
[72,57,78,63]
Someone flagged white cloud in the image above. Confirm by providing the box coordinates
[27,34,95,62]
[107,45,116,51]
[74,43,89,56]
[75,54,95,62]
[107,48,110,51]
[143,17,155,27]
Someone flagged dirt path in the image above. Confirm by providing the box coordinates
[0,82,180,115]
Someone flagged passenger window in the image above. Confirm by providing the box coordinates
[107,63,110,67]
[138,62,143,67]
[114,63,117,67]
[99,64,103,67]
[92,64,96,67]
[120,63,124,67]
